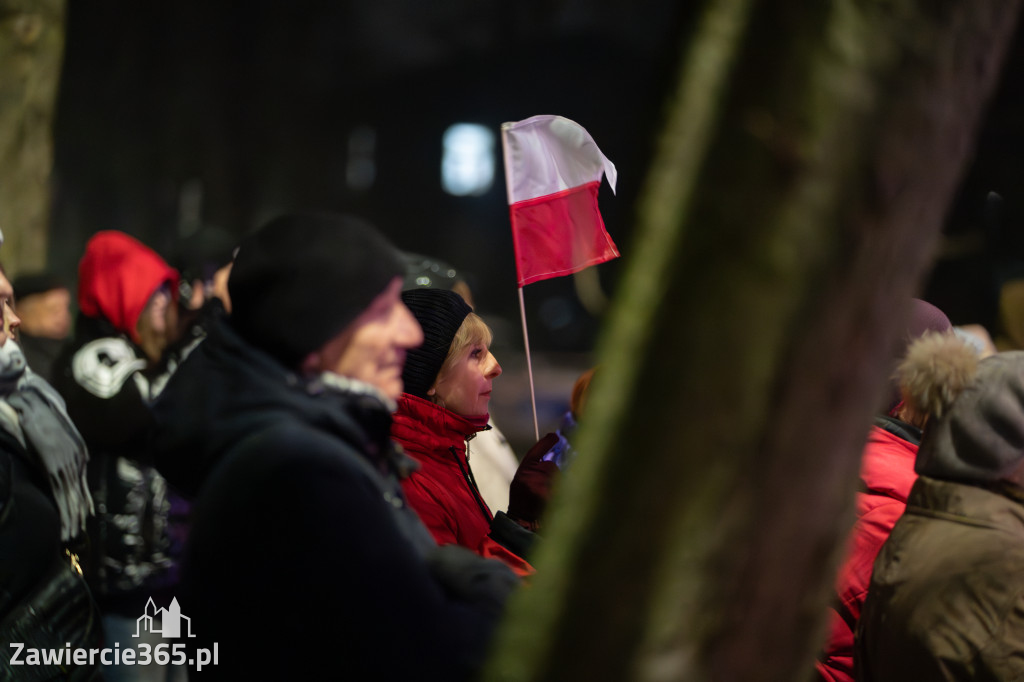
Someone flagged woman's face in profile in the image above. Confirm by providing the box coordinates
[431,339,501,417]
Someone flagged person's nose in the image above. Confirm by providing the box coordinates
[484,352,501,379]
[398,304,424,348]
[6,302,21,333]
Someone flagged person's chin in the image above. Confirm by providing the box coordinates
[380,379,404,401]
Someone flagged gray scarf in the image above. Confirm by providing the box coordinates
[0,339,94,541]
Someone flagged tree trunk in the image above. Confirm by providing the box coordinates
[0,0,65,276]
[485,1,1022,681]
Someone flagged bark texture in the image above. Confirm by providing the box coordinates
[0,0,64,276]
[485,1,1022,681]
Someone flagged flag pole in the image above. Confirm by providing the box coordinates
[517,286,540,442]
[502,122,541,443]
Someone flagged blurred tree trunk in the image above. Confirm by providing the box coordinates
[486,1,1021,681]
[0,0,64,276]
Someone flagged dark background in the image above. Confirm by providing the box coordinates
[45,1,1024,449]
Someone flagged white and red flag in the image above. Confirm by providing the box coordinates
[501,115,619,287]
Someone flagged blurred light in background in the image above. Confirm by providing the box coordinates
[442,123,495,196]
[346,125,376,191]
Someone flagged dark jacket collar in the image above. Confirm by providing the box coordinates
[152,316,400,498]
[873,414,922,446]
[910,475,1024,526]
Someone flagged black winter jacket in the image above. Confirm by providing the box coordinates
[53,314,181,616]
[0,427,101,679]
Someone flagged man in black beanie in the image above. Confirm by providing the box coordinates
[152,212,519,680]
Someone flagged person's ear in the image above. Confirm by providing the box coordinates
[188,279,206,311]
[427,386,436,396]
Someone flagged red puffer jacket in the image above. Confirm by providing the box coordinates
[391,394,532,576]
[815,417,920,682]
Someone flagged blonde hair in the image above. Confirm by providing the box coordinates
[897,330,979,420]
[431,313,492,398]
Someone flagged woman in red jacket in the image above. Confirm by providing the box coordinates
[816,328,978,681]
[391,287,532,575]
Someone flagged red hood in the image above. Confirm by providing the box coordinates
[77,231,179,343]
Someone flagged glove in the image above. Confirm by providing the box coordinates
[489,511,538,559]
[507,433,561,531]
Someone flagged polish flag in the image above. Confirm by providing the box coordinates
[501,115,619,287]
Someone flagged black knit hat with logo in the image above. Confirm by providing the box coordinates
[228,212,404,369]
[400,288,472,399]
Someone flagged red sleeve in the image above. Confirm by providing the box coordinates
[479,535,534,578]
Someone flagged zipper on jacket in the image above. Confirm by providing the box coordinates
[450,445,493,523]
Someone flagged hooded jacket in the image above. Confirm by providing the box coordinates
[391,393,533,575]
[77,230,179,345]
[150,318,518,680]
[53,231,181,615]
[856,351,1024,681]
[855,477,1024,681]
[816,417,920,682]
[818,329,978,681]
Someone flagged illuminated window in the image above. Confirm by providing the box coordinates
[442,123,495,196]
[346,126,376,191]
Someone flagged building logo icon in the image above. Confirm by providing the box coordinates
[134,597,196,639]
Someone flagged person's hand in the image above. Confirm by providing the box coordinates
[507,434,561,531]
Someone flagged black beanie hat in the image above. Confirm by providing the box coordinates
[172,225,238,282]
[12,271,69,299]
[228,212,404,368]
[400,288,472,399]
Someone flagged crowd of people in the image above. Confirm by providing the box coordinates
[2,211,1024,680]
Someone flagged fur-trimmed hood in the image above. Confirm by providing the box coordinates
[915,350,1024,486]
[896,330,979,419]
